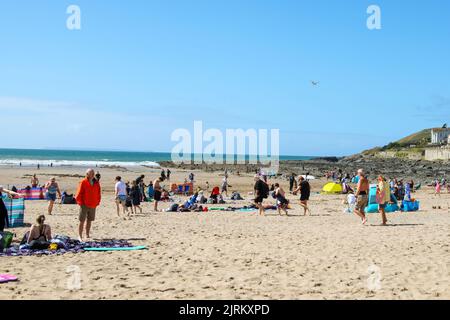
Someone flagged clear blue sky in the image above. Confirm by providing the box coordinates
[0,0,449,156]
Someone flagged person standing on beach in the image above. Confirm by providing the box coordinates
[31,174,39,188]
[254,175,268,216]
[44,177,61,215]
[75,169,101,241]
[294,176,311,215]
[289,173,295,192]
[376,175,390,226]
[0,185,21,232]
[166,169,171,181]
[114,176,128,217]
[274,183,289,215]
[130,180,143,214]
[354,169,369,225]
[221,177,230,197]
[153,177,162,212]
[161,169,166,181]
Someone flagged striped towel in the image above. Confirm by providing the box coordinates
[2,195,25,228]
[18,187,47,200]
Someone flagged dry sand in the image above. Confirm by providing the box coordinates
[1,166,450,299]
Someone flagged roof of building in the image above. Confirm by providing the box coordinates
[432,127,450,133]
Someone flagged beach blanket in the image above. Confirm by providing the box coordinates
[2,195,25,228]
[18,188,47,200]
[0,238,138,257]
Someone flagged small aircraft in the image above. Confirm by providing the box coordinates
[311,80,319,86]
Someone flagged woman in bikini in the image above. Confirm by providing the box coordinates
[354,169,369,225]
[27,215,52,245]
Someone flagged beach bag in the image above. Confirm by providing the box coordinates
[167,203,179,212]
[0,231,14,252]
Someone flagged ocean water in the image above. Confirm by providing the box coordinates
[0,148,314,167]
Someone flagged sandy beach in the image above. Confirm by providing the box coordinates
[1,165,449,300]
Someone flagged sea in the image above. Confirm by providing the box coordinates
[0,148,314,168]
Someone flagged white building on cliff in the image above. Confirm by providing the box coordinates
[431,127,450,144]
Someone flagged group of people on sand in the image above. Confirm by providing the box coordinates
[1,169,100,242]
[253,173,311,217]
[114,175,164,218]
[351,169,392,226]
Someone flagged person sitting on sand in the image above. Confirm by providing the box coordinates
[26,215,52,248]
[376,175,390,226]
[274,183,289,216]
[354,169,369,225]
[294,176,311,216]
[44,177,61,215]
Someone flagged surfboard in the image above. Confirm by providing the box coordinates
[83,246,147,252]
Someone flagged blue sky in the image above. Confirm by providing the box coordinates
[0,0,449,156]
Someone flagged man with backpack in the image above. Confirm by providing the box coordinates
[254,175,269,216]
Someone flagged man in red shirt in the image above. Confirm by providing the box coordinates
[75,169,101,241]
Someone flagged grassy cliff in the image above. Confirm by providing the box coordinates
[362,128,432,156]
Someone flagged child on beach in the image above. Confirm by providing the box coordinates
[435,179,441,196]
[343,192,356,214]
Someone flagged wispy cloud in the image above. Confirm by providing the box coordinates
[0,96,184,151]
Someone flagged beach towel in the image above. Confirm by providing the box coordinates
[17,187,47,200]
[0,238,138,257]
[2,195,25,228]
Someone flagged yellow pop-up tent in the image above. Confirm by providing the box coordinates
[322,182,343,194]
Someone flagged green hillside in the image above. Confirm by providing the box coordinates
[363,128,432,155]
[396,129,431,146]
